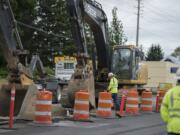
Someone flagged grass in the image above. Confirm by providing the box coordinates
[0,67,8,79]
[0,66,54,80]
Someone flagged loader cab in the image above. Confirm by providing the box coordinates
[111,45,141,80]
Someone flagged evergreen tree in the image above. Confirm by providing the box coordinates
[171,46,180,58]
[146,44,164,61]
[109,7,127,46]
[32,0,76,66]
[0,0,37,68]
[11,0,37,49]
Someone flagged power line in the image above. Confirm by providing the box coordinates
[16,21,72,40]
[143,2,180,22]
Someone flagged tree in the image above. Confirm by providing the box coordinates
[171,46,180,58]
[109,7,127,46]
[146,44,164,61]
[32,0,76,66]
[11,0,37,50]
[0,0,37,68]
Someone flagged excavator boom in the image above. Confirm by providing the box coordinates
[67,0,111,72]
[0,0,46,82]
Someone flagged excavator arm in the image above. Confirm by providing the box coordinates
[61,0,111,108]
[67,0,111,73]
[0,0,46,83]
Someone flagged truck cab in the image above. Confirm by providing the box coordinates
[54,56,77,81]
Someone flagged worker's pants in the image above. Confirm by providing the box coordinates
[112,93,120,111]
[168,133,180,135]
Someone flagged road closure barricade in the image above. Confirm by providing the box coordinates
[156,90,166,112]
[73,91,90,121]
[96,92,112,118]
[140,90,153,112]
[126,89,139,115]
[34,90,52,124]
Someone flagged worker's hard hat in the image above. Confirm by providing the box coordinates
[108,72,114,77]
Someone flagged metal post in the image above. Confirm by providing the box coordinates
[136,0,141,47]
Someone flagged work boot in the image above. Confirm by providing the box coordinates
[116,112,122,118]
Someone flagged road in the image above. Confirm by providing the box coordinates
[0,112,166,135]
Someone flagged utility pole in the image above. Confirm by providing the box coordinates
[136,0,141,47]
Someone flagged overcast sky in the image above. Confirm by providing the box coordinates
[96,0,180,56]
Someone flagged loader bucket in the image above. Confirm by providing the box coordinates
[18,85,67,120]
[0,84,39,120]
[0,84,28,116]
[61,71,96,109]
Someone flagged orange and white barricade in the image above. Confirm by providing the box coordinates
[140,90,153,112]
[156,90,166,111]
[158,90,166,106]
[34,90,52,124]
[96,92,112,118]
[73,91,89,120]
[126,89,139,115]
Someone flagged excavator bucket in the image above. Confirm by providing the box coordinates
[61,70,96,109]
[0,81,67,120]
[0,83,37,119]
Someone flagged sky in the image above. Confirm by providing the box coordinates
[96,0,180,56]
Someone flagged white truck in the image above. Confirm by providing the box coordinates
[54,56,77,81]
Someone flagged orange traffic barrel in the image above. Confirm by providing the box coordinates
[73,91,90,120]
[34,90,52,124]
[140,90,152,112]
[158,90,166,107]
[96,92,112,118]
[126,89,139,114]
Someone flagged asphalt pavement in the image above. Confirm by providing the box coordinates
[0,112,166,135]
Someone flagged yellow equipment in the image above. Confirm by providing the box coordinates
[111,45,148,87]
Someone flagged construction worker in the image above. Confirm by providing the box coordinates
[107,72,121,117]
[160,80,180,135]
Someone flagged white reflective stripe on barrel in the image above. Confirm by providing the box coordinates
[36,100,51,105]
[127,97,138,101]
[35,111,51,116]
[141,98,152,101]
[97,107,111,112]
[11,90,16,94]
[141,104,152,107]
[99,99,112,103]
[11,97,15,101]
[126,104,138,108]
[75,100,89,105]
[74,110,89,115]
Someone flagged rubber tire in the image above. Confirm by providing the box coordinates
[52,85,62,104]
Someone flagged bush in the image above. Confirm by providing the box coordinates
[0,68,8,79]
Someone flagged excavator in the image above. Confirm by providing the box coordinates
[0,0,147,118]
[0,0,61,119]
[60,0,148,108]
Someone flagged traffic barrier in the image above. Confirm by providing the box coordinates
[9,83,16,128]
[140,90,152,112]
[159,90,166,106]
[156,92,160,112]
[96,92,112,118]
[34,90,52,124]
[126,89,139,115]
[73,91,89,120]
[156,90,166,112]
[119,94,126,116]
